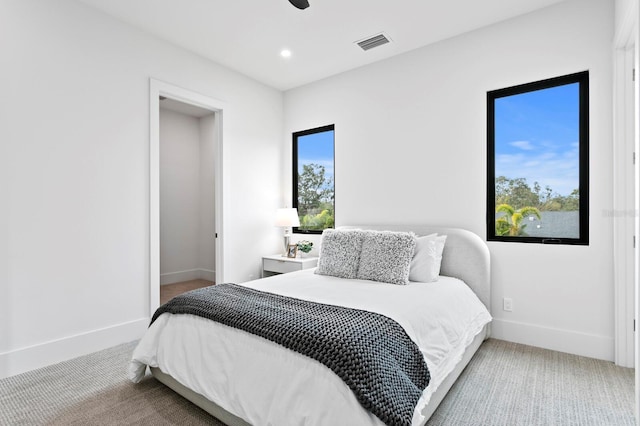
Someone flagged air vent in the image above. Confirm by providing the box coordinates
[356,33,391,51]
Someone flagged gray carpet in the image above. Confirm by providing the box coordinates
[0,339,634,425]
[428,340,635,426]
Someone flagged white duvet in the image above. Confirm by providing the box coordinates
[129,270,492,426]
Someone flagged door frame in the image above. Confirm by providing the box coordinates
[612,2,639,422]
[613,43,636,369]
[149,78,225,315]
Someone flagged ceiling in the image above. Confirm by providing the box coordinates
[75,0,568,91]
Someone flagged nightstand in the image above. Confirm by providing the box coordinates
[262,254,319,277]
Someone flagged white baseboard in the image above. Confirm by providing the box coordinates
[199,269,215,282]
[0,318,149,380]
[160,268,215,285]
[491,318,614,362]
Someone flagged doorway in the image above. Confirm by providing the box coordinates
[159,98,216,304]
[149,79,225,315]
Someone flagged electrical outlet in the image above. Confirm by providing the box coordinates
[503,297,513,312]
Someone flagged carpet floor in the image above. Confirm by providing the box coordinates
[0,339,634,425]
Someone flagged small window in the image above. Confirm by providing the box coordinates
[487,71,589,245]
[293,124,335,233]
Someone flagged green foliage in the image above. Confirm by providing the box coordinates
[296,240,313,253]
[300,209,334,231]
[298,164,334,211]
[297,163,334,231]
[495,177,539,209]
[495,203,542,236]
[495,176,578,212]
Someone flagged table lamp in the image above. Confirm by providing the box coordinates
[275,208,300,256]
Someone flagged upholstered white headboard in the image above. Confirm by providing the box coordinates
[340,225,491,311]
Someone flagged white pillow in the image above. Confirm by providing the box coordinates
[315,229,365,279]
[356,230,417,285]
[409,234,447,283]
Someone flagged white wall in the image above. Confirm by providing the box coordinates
[284,0,615,360]
[615,0,635,33]
[159,108,216,284]
[160,109,200,278]
[199,114,217,278]
[0,0,283,378]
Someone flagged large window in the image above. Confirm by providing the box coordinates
[293,124,335,233]
[487,71,589,245]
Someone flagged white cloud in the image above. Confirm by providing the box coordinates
[496,148,579,195]
[510,140,534,150]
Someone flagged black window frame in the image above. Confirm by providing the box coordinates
[292,124,335,234]
[487,71,589,245]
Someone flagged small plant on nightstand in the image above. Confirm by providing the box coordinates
[296,240,313,257]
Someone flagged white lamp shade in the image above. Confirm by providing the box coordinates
[275,208,300,227]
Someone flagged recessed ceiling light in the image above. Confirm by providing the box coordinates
[280,49,292,58]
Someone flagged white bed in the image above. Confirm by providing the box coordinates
[129,225,492,426]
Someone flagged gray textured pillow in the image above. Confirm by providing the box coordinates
[315,229,365,279]
[356,231,417,285]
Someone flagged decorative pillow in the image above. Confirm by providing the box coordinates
[409,234,447,283]
[356,230,417,285]
[315,229,365,279]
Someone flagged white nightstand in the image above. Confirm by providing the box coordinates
[262,254,319,277]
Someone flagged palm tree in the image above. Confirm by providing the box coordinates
[495,203,541,236]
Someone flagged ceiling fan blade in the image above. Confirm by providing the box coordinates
[288,0,309,10]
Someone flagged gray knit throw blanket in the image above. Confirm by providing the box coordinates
[151,283,430,426]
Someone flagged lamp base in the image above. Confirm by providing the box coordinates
[283,234,291,257]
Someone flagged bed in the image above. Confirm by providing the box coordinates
[129,225,492,426]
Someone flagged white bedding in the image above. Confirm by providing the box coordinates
[129,270,492,426]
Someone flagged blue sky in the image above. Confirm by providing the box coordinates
[495,82,579,196]
[298,129,334,181]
